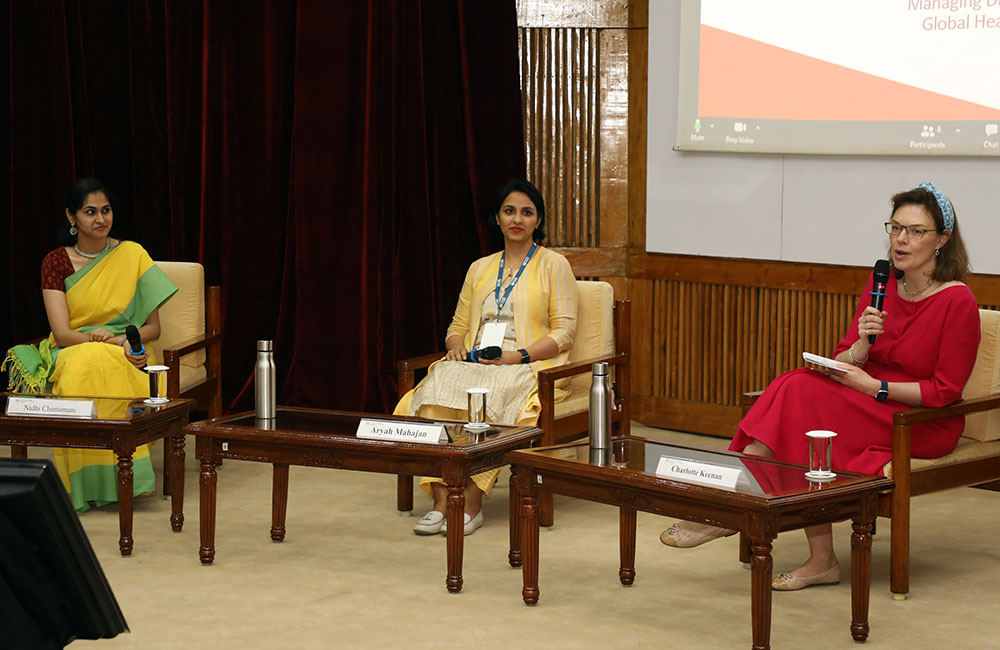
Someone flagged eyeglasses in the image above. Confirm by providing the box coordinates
[884,222,935,240]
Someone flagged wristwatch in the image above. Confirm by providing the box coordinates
[875,380,889,402]
[518,348,531,364]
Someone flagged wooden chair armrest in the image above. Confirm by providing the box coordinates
[396,351,446,398]
[536,352,630,385]
[893,394,1000,426]
[396,352,444,374]
[161,332,222,359]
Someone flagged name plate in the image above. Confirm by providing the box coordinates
[6,396,97,419]
[356,418,447,445]
[655,456,742,489]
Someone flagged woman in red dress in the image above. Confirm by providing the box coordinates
[660,183,979,591]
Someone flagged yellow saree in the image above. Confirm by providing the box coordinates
[3,241,178,511]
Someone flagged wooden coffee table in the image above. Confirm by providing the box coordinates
[184,407,542,592]
[0,393,194,555]
[506,438,893,650]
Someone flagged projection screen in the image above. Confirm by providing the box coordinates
[675,0,1000,156]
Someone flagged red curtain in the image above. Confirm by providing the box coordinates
[1,0,524,414]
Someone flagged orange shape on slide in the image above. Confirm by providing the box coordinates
[699,25,1000,121]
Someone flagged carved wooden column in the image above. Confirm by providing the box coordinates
[517,0,647,263]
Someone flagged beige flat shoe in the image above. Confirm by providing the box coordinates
[440,510,484,536]
[413,510,445,535]
[772,563,840,591]
[659,522,737,548]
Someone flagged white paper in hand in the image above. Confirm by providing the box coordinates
[802,352,848,372]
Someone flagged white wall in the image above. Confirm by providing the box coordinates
[647,1,1000,274]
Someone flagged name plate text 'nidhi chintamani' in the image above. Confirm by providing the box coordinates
[6,396,97,419]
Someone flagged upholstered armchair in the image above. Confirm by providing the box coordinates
[151,261,223,489]
[395,280,630,526]
[742,308,1000,599]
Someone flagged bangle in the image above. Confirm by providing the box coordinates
[847,342,867,367]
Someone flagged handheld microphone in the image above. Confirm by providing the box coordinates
[465,346,502,363]
[125,325,148,371]
[869,259,891,345]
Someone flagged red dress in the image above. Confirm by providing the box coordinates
[730,273,980,476]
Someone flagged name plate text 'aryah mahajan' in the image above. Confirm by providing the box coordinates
[356,418,447,445]
[5,396,97,419]
[655,456,742,489]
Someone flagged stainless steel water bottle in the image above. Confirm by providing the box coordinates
[255,340,276,420]
[589,361,611,450]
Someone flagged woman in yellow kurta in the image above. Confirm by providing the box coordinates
[394,179,578,535]
[3,178,177,511]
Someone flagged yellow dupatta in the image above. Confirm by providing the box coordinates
[3,241,177,393]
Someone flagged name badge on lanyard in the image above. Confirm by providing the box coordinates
[495,242,537,315]
[480,322,507,348]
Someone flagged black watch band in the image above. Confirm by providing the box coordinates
[518,348,531,364]
[875,379,889,402]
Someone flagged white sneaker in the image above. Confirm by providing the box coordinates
[413,510,445,535]
[440,510,484,536]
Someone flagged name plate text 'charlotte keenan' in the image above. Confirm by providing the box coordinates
[655,456,742,489]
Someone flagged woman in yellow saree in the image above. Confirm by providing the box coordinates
[2,178,177,511]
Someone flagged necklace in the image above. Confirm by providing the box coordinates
[74,238,111,259]
[901,276,933,296]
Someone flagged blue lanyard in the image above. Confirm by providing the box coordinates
[495,242,537,313]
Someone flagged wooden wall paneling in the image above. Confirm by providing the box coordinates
[773,289,782,375]
[519,0,640,254]
[518,26,599,248]
[683,282,694,399]
[720,284,730,404]
[684,285,692,402]
[706,284,714,402]
[661,280,673,397]
[598,28,628,247]
[694,282,703,400]
[708,284,717,402]
[630,278,654,396]
[635,396,739,437]
[626,2,647,250]
[753,288,765,391]
[516,0,629,29]
[650,277,662,396]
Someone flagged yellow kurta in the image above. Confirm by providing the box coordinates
[394,245,578,495]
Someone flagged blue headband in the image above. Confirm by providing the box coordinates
[918,182,954,232]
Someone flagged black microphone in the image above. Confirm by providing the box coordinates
[869,259,891,345]
[125,325,147,371]
[465,346,502,363]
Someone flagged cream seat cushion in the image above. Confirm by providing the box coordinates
[882,309,1000,477]
[958,309,1000,442]
[148,261,208,376]
[554,281,615,419]
[883,437,1000,479]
